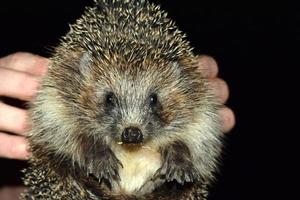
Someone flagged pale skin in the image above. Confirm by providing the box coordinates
[0,52,235,160]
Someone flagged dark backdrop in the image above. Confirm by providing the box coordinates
[0,0,298,199]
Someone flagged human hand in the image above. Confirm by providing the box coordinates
[196,55,235,133]
[0,52,48,160]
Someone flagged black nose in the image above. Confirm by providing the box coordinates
[121,127,143,144]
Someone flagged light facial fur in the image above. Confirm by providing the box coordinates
[22,0,223,199]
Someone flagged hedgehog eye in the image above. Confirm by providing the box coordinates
[149,93,158,107]
[105,92,115,106]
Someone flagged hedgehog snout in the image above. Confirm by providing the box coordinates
[121,126,143,144]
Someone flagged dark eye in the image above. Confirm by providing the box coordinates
[105,92,115,106]
[149,93,158,106]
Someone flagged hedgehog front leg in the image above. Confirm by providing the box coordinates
[81,138,123,183]
[88,148,123,182]
[158,141,199,184]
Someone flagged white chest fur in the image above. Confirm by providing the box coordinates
[111,144,162,195]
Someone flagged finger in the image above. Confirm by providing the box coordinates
[0,186,27,200]
[208,78,229,103]
[219,107,235,133]
[196,55,219,78]
[0,52,48,76]
[0,102,28,135]
[0,68,40,101]
[0,132,29,160]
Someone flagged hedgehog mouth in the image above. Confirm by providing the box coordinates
[116,141,144,150]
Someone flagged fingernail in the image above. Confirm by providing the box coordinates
[36,58,49,75]
[19,113,30,133]
[40,59,49,75]
[25,77,40,99]
[209,81,222,101]
[18,142,31,159]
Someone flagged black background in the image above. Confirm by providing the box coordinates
[0,0,298,199]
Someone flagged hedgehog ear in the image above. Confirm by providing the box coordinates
[79,52,92,76]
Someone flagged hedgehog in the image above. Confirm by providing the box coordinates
[21,0,223,199]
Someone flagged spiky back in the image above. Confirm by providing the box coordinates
[58,0,193,63]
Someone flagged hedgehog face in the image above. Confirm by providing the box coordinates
[89,65,181,146]
[71,55,201,148]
